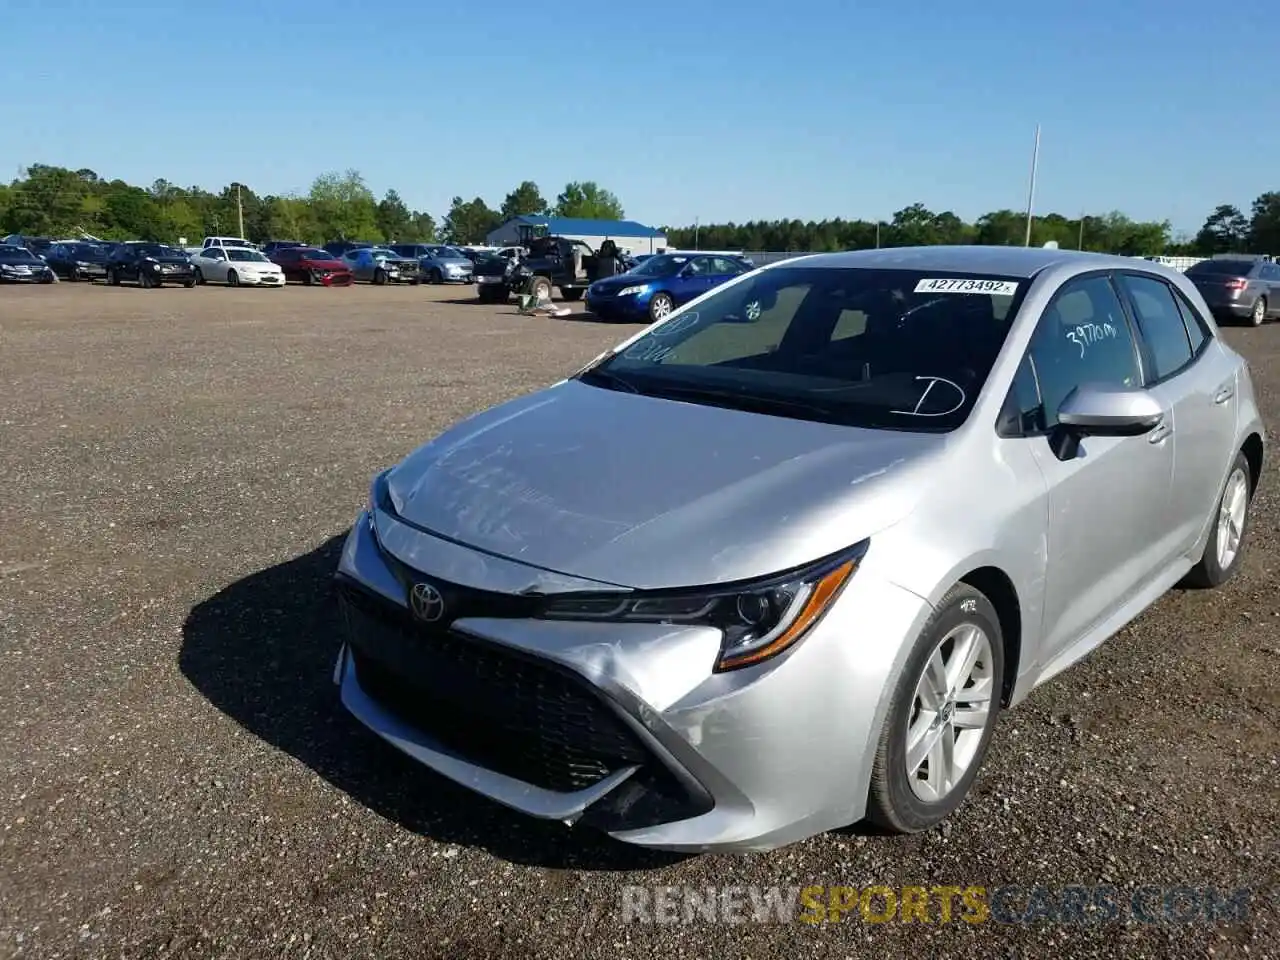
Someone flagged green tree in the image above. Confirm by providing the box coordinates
[1193,204,1249,255]
[553,181,624,220]
[500,180,548,220]
[441,196,500,244]
[376,189,412,241]
[1247,192,1280,254]
[405,211,437,242]
[308,170,381,242]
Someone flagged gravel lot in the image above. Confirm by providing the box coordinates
[1,281,1276,959]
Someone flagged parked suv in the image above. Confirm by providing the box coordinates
[1185,255,1280,326]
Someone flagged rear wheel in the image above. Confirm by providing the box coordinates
[527,275,552,302]
[1184,452,1253,588]
[1250,297,1266,326]
[865,583,1004,833]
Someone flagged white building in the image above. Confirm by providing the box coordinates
[486,216,668,255]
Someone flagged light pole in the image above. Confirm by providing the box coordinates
[1023,124,1041,247]
[234,182,245,239]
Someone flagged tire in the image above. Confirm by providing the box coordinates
[561,289,583,301]
[865,583,1004,834]
[648,292,674,322]
[373,268,388,286]
[1183,451,1253,588]
[107,268,120,286]
[527,275,552,302]
[193,267,204,286]
[303,271,314,286]
[430,268,443,284]
[63,270,77,283]
[183,278,196,288]
[227,270,240,287]
[138,269,153,289]
[1250,297,1266,327]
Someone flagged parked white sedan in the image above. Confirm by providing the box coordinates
[191,246,285,287]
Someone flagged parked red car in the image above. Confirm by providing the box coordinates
[269,246,354,286]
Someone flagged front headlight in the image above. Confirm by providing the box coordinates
[76,261,92,268]
[537,541,868,672]
[616,284,649,297]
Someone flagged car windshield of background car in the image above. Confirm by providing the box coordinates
[584,266,1027,432]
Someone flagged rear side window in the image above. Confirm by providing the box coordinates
[1172,290,1212,355]
[1116,274,1194,382]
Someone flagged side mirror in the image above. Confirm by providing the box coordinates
[1050,384,1164,460]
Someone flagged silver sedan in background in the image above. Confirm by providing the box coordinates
[333,246,1265,852]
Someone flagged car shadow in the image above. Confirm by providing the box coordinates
[179,534,688,872]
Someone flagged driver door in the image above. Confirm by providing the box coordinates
[670,256,714,305]
[1013,273,1177,668]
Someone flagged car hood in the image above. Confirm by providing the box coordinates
[385,379,948,589]
[148,256,191,264]
[300,258,348,269]
[591,275,660,295]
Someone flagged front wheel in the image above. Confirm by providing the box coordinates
[107,268,120,286]
[138,269,153,289]
[865,583,1004,833]
[193,267,204,285]
[1250,297,1267,327]
[183,278,196,288]
[429,268,443,284]
[227,270,240,287]
[1184,452,1253,588]
[373,268,388,286]
[648,292,674,321]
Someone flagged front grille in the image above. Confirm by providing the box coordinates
[337,583,651,793]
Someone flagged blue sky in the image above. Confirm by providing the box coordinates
[2,0,1273,235]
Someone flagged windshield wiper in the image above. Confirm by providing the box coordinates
[577,366,640,393]
[643,382,840,419]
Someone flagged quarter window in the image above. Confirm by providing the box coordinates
[1026,275,1141,428]
[1172,290,1210,355]
[1117,274,1193,381]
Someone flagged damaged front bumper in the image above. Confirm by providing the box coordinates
[332,507,930,852]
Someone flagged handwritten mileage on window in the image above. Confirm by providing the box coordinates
[1066,321,1118,358]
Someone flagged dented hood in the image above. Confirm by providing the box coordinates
[385,379,946,589]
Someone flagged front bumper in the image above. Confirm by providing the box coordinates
[237,272,285,286]
[0,267,54,283]
[332,506,931,852]
[585,293,648,321]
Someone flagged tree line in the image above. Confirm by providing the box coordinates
[2,163,1276,257]
[0,166,625,246]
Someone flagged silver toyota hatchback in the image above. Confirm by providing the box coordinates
[333,246,1265,853]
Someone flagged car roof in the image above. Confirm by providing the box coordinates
[782,245,1141,279]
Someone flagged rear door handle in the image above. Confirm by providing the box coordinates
[1148,418,1172,443]
[1213,383,1235,404]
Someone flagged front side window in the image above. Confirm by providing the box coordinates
[1025,275,1141,427]
[579,265,1029,431]
[1117,274,1194,382]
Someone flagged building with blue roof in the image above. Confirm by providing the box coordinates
[485,215,668,255]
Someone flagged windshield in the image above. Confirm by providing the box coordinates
[228,249,269,262]
[428,246,463,259]
[1187,259,1256,276]
[370,248,398,258]
[580,266,1027,432]
[131,243,181,257]
[66,243,103,256]
[629,254,689,278]
[0,245,41,263]
[297,248,332,259]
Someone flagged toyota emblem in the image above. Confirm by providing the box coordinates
[409,581,446,623]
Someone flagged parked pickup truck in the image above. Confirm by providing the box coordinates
[472,236,597,303]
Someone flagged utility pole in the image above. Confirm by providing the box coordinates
[1078,213,1086,251]
[693,217,699,250]
[235,183,245,239]
[1023,124,1041,247]
[875,222,881,248]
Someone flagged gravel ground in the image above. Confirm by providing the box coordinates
[0,281,1276,959]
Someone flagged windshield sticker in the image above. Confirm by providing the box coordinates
[913,278,1019,296]
[650,313,699,339]
[890,376,966,417]
[1066,321,1118,358]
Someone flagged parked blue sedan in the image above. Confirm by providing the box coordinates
[585,253,752,322]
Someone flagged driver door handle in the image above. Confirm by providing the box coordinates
[1148,418,1173,444]
[1213,383,1234,405]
